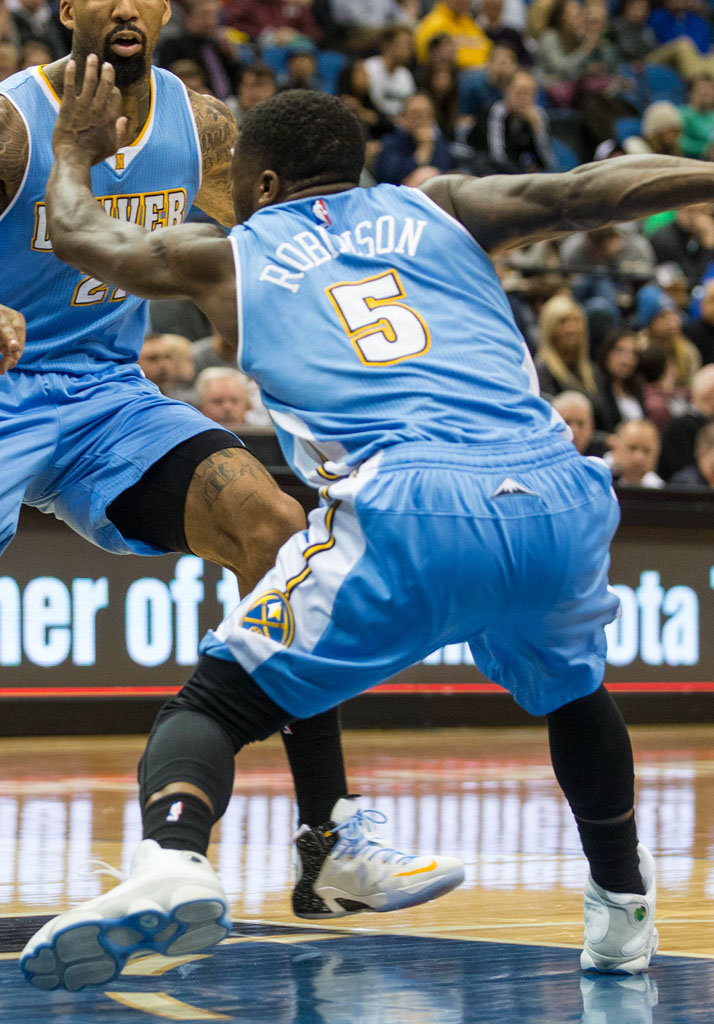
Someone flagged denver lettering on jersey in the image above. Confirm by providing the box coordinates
[258,215,428,293]
[30,188,187,251]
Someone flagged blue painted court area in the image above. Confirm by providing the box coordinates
[0,919,711,1023]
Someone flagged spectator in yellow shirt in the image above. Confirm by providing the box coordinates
[415,0,492,68]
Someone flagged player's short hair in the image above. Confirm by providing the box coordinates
[238,90,365,185]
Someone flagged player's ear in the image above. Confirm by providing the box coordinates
[161,0,171,27]
[256,170,280,209]
[59,0,75,31]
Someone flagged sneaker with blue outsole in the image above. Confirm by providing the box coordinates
[20,839,231,991]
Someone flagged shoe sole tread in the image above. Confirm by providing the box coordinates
[21,898,230,991]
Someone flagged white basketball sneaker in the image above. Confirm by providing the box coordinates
[292,797,465,919]
[20,839,231,991]
[581,843,658,974]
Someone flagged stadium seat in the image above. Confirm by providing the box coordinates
[614,115,642,144]
[318,50,348,94]
[550,137,579,171]
[644,64,687,106]
[259,45,291,76]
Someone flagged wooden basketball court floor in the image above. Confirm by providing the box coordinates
[0,724,712,1022]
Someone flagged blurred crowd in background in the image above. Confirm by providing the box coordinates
[6,0,714,490]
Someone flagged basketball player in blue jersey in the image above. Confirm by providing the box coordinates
[0,0,462,938]
[24,66,714,990]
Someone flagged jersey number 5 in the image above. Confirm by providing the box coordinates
[327,270,430,366]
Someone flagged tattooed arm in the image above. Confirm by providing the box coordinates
[189,90,238,229]
[422,157,714,254]
[0,97,29,218]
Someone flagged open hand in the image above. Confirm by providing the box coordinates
[53,55,128,166]
[0,304,25,374]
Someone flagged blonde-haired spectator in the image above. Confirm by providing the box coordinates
[535,294,600,408]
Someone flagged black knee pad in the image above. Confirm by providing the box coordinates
[138,655,293,816]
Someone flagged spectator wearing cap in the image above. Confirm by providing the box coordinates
[636,283,701,389]
[633,100,683,155]
[650,203,714,287]
[222,0,322,45]
[683,277,714,364]
[278,39,323,90]
[415,0,492,70]
[365,25,418,119]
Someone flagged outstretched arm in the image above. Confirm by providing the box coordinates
[421,157,714,254]
[189,90,238,229]
[46,57,237,342]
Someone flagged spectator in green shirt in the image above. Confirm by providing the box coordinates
[680,76,714,158]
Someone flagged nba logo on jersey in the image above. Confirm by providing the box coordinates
[312,198,332,227]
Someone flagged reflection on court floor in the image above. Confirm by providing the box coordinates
[2,762,712,911]
[0,920,710,1023]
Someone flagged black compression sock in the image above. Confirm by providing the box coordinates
[142,793,215,855]
[576,813,645,895]
[281,707,348,826]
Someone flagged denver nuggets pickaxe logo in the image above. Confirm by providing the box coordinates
[240,590,294,646]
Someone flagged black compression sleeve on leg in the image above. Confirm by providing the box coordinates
[138,654,294,816]
[547,684,634,821]
[281,707,348,826]
[548,684,643,894]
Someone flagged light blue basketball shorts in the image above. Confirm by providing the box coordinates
[201,437,621,718]
[1,365,232,556]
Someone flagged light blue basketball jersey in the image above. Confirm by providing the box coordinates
[0,64,201,373]
[230,184,566,487]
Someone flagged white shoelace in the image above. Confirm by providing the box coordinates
[75,858,126,883]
